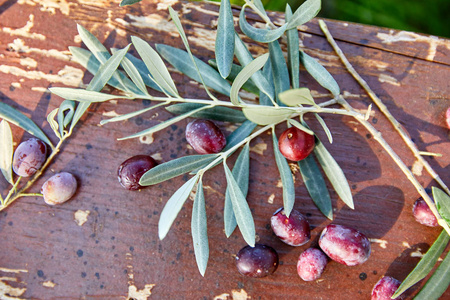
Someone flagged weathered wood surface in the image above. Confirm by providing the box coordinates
[0,0,449,299]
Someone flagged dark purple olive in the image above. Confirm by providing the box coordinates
[41,172,77,205]
[271,207,310,246]
[12,138,47,177]
[185,119,226,154]
[117,155,157,190]
[235,244,279,278]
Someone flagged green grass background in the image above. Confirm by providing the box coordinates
[208,0,450,38]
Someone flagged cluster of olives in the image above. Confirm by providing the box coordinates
[12,138,77,205]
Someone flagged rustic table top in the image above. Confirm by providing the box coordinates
[1,0,449,299]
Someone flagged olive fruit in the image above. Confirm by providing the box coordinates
[41,172,77,205]
[117,155,157,190]
[371,276,405,300]
[270,207,311,246]
[12,138,47,177]
[297,248,328,281]
[412,198,438,227]
[445,106,450,130]
[185,119,226,154]
[319,224,371,266]
[235,244,279,278]
[278,127,315,161]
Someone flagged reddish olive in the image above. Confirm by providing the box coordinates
[278,127,315,161]
[185,119,226,154]
[12,138,47,177]
[117,155,157,190]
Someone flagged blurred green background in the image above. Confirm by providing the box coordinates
[207,0,450,38]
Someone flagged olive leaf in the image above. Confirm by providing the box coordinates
[433,187,450,226]
[57,100,75,136]
[414,248,450,300]
[159,175,200,240]
[208,60,260,95]
[165,103,247,123]
[314,113,333,144]
[0,120,14,185]
[224,143,250,237]
[123,52,163,92]
[285,4,300,89]
[259,58,275,106]
[269,40,290,105]
[223,162,255,247]
[49,88,129,103]
[215,0,235,79]
[242,106,292,125]
[119,54,148,96]
[120,0,142,6]
[191,180,209,276]
[272,128,296,217]
[239,6,288,43]
[131,36,179,97]
[286,0,321,30]
[300,51,340,96]
[47,108,61,140]
[101,102,168,125]
[234,33,275,103]
[118,105,211,140]
[140,154,218,186]
[393,230,450,298]
[231,53,270,106]
[314,138,354,209]
[288,118,314,135]
[156,44,231,97]
[251,0,268,18]
[0,102,53,148]
[298,154,333,220]
[278,88,316,107]
[223,120,257,152]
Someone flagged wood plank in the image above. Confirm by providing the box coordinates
[0,0,449,299]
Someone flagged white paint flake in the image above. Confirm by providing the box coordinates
[1,14,45,40]
[8,38,72,61]
[74,210,90,226]
[378,74,400,86]
[369,238,388,249]
[0,65,84,87]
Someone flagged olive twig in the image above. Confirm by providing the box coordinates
[319,19,450,197]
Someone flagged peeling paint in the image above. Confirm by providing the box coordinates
[8,38,72,61]
[20,57,37,68]
[231,289,250,300]
[151,153,162,161]
[0,268,27,300]
[268,193,275,204]
[139,133,154,144]
[1,14,46,40]
[157,0,179,11]
[410,249,424,258]
[11,82,21,89]
[378,74,400,86]
[31,87,49,92]
[126,252,156,300]
[377,30,450,61]
[214,293,230,300]
[18,0,74,16]
[369,238,388,249]
[250,142,267,155]
[411,160,423,176]
[42,280,56,288]
[74,210,90,226]
[102,110,121,118]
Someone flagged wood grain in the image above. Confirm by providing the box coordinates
[0,0,449,299]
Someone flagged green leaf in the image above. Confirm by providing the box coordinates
[120,0,141,6]
[140,154,217,186]
[259,58,275,106]
[252,0,268,18]
[242,106,292,125]
[123,52,164,92]
[300,51,340,96]
[288,118,314,135]
[314,138,354,209]
[286,0,321,30]
[120,54,148,95]
[191,180,209,276]
[223,120,257,152]
[230,53,270,106]
[156,44,231,97]
[223,162,255,247]
[0,102,53,148]
[239,7,288,43]
[49,88,128,103]
[234,33,275,102]
[100,102,168,125]
[272,128,296,217]
[0,120,14,185]
[224,143,250,237]
[285,4,300,89]
[393,230,450,298]
[315,113,333,144]
[215,0,235,78]
[118,105,210,140]
[414,243,450,300]
[165,103,247,123]
[131,36,178,97]
[269,40,290,105]
[298,154,333,219]
[208,60,260,95]
[433,187,450,226]
[47,108,61,140]
[279,88,316,107]
[57,100,75,136]
[159,175,199,240]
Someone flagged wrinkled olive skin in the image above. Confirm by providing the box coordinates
[13,138,47,177]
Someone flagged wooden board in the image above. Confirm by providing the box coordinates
[0,0,449,299]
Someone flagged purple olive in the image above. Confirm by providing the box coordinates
[413,198,438,227]
[12,138,47,177]
[117,155,157,190]
[185,119,226,154]
[371,276,405,300]
[235,244,279,278]
[271,207,310,246]
[41,172,77,205]
[297,248,328,281]
[319,224,371,266]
